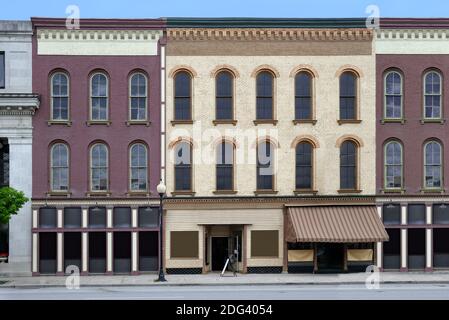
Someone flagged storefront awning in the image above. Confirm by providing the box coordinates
[286,206,389,243]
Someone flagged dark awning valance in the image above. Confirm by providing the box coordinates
[286,206,389,243]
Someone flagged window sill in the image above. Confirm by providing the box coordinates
[213,190,238,195]
[126,121,151,127]
[420,119,445,124]
[420,188,445,194]
[337,189,362,194]
[381,188,406,194]
[85,192,111,197]
[171,191,196,196]
[253,120,278,126]
[254,190,278,195]
[293,119,317,125]
[212,120,238,126]
[126,191,151,197]
[46,191,72,197]
[381,119,406,124]
[47,120,72,126]
[337,119,362,125]
[86,121,111,126]
[294,189,318,195]
[171,120,194,125]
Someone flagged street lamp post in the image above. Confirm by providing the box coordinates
[156,179,167,282]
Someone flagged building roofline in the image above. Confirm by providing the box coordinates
[380,18,449,29]
[31,17,166,30]
[166,17,368,28]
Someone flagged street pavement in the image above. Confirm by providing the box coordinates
[0,284,449,300]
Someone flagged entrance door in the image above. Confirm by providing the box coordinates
[316,243,344,273]
[212,237,229,271]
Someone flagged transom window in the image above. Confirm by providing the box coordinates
[216,71,234,120]
[340,140,357,190]
[256,71,274,120]
[257,141,274,190]
[174,71,192,120]
[384,141,403,189]
[174,142,192,191]
[129,73,147,121]
[51,143,69,191]
[90,143,108,191]
[295,72,313,120]
[384,71,403,119]
[216,141,234,191]
[90,73,108,121]
[51,72,69,121]
[295,141,313,190]
[424,141,442,189]
[339,71,357,120]
[424,71,442,119]
[130,143,148,191]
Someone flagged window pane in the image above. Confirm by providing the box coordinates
[174,72,191,97]
[216,71,233,96]
[340,141,356,189]
[175,142,192,191]
[257,142,274,190]
[256,72,273,120]
[256,97,273,119]
[383,204,401,225]
[340,72,356,120]
[408,204,426,225]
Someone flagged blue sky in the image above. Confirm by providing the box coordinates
[1,0,448,20]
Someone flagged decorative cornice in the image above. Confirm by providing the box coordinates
[168,28,373,42]
[376,29,449,40]
[0,93,40,115]
[36,29,163,42]
[32,17,165,30]
[380,18,449,29]
[32,198,160,207]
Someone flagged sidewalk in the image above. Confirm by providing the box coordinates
[1,271,449,288]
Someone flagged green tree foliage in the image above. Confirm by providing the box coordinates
[0,187,28,224]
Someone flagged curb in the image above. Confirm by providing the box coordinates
[2,280,449,288]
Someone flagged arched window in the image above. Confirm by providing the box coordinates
[384,141,403,189]
[129,73,147,121]
[424,141,442,189]
[295,72,313,120]
[130,143,148,191]
[384,71,403,119]
[296,142,313,190]
[256,71,274,120]
[174,71,192,120]
[215,71,234,120]
[340,140,357,190]
[174,142,192,191]
[216,141,234,191]
[257,141,274,190]
[51,72,69,121]
[424,71,442,119]
[339,71,357,120]
[90,143,108,191]
[51,143,69,191]
[90,73,108,121]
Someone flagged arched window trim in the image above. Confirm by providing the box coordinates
[214,70,235,122]
[173,140,193,192]
[423,140,443,190]
[295,141,315,191]
[50,142,69,192]
[89,143,109,192]
[339,139,359,191]
[339,70,359,122]
[89,71,109,122]
[256,140,276,191]
[129,143,148,192]
[128,72,148,122]
[50,71,70,121]
[255,70,276,122]
[383,70,403,120]
[173,70,193,122]
[423,70,443,120]
[215,140,235,192]
[294,70,315,122]
[384,140,403,190]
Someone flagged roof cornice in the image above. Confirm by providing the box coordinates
[166,17,368,28]
[31,17,166,30]
[381,18,449,29]
[168,27,373,41]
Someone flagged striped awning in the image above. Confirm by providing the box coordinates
[286,206,389,243]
